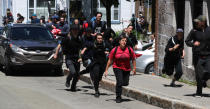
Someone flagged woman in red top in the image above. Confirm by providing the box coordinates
[104,35,136,103]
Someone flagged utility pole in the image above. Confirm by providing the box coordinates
[154,0,159,75]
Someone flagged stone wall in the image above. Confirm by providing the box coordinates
[157,0,176,74]
[157,0,210,82]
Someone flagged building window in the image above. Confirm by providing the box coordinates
[28,0,56,20]
[97,0,120,22]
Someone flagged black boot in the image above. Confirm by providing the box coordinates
[94,90,100,98]
[70,85,76,92]
[65,81,70,88]
[170,79,176,87]
[116,96,122,103]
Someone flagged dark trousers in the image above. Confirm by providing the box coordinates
[163,59,183,80]
[193,54,199,68]
[90,63,106,91]
[195,56,210,95]
[113,68,130,98]
[66,59,80,89]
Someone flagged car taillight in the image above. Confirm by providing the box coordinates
[135,53,142,58]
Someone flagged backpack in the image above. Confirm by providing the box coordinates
[113,46,132,60]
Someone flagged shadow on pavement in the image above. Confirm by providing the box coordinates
[81,86,94,89]
[81,92,114,96]
[106,98,134,102]
[184,93,210,97]
[163,84,183,88]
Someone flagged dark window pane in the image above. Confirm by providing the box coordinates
[29,0,34,8]
[37,0,47,7]
[37,0,55,8]
[114,10,119,20]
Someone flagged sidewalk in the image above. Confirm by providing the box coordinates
[79,67,210,109]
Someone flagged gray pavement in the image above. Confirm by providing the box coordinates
[0,71,161,109]
[80,67,210,109]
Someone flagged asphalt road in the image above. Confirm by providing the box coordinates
[0,70,161,109]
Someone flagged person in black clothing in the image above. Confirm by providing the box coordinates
[185,15,210,96]
[79,27,95,75]
[103,27,116,49]
[162,28,184,87]
[113,25,138,50]
[90,12,106,37]
[54,24,82,91]
[90,33,110,97]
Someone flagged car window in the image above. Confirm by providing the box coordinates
[11,27,54,41]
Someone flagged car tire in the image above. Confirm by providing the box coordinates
[54,66,64,76]
[145,63,154,74]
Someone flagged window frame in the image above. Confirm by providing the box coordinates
[28,0,56,20]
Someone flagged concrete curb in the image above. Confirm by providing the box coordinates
[80,75,206,109]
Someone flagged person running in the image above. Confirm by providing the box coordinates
[103,27,116,49]
[54,24,82,91]
[57,17,70,37]
[90,12,106,36]
[113,25,138,50]
[79,27,95,76]
[185,15,210,97]
[162,28,184,87]
[104,34,136,103]
[89,33,110,97]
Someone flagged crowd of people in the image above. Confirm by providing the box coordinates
[2,8,139,103]
[47,12,138,103]
[3,7,210,101]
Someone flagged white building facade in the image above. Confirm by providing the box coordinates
[1,0,135,32]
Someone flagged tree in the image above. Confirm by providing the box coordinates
[100,0,119,28]
[101,0,140,28]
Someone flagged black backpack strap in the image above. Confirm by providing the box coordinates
[127,46,132,56]
[113,46,118,60]
[127,46,132,60]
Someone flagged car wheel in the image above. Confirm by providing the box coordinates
[145,63,154,74]
[54,66,64,76]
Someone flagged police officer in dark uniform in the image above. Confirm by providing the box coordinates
[54,24,82,91]
[185,15,210,96]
